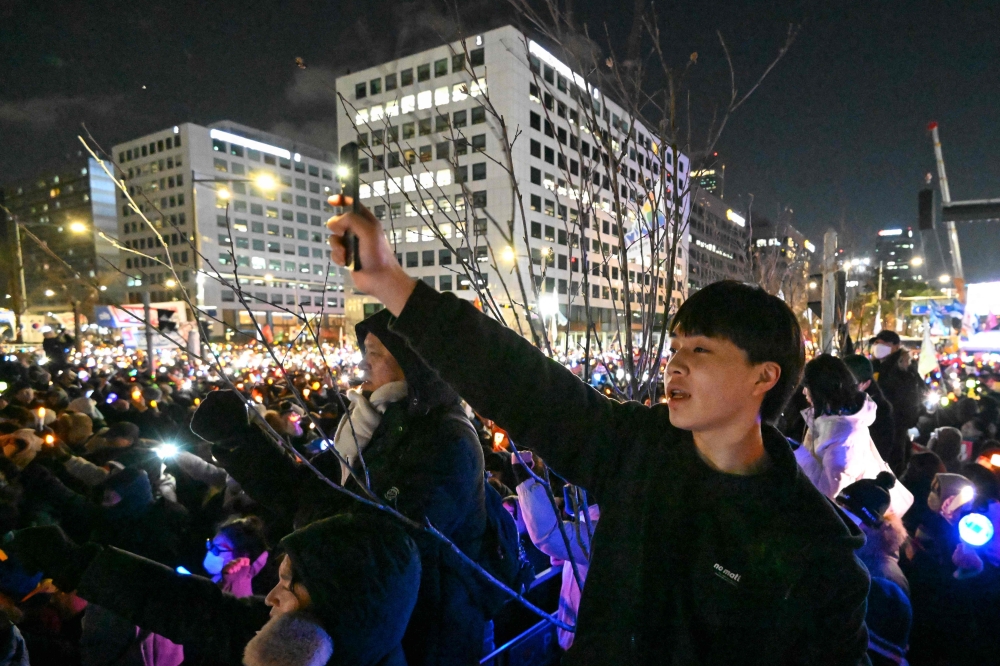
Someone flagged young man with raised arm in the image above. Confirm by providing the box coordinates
[327,195,871,665]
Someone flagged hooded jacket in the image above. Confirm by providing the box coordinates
[200,309,487,666]
[383,281,873,665]
[796,396,913,518]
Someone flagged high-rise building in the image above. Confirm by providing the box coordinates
[686,189,750,291]
[751,214,816,311]
[691,165,724,196]
[111,121,346,339]
[875,227,925,281]
[335,25,689,347]
[1,154,120,315]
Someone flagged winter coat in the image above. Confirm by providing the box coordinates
[795,396,914,518]
[516,475,599,650]
[385,281,873,665]
[864,382,902,475]
[874,350,925,451]
[207,313,488,666]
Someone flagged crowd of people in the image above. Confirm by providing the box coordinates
[1,280,999,666]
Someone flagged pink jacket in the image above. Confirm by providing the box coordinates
[516,477,599,650]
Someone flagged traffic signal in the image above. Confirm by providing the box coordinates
[918,188,936,231]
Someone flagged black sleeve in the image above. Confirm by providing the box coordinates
[211,424,350,533]
[798,545,872,666]
[210,424,311,529]
[390,281,663,498]
[76,546,270,663]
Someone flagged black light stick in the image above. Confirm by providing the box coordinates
[338,142,362,271]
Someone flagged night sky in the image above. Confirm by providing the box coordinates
[2,0,997,281]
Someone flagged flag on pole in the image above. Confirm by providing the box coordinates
[917,325,937,378]
[872,304,882,335]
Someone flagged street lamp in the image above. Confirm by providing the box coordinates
[253,174,278,191]
[939,274,951,285]
[911,256,924,267]
[164,278,177,289]
[68,221,88,234]
[44,289,55,297]
[188,172,279,309]
[501,246,515,263]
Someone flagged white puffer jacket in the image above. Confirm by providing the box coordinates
[795,395,914,517]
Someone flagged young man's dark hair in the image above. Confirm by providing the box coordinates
[670,281,804,422]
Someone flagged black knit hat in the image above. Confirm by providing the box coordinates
[280,512,421,666]
[843,354,874,383]
[836,472,896,527]
[871,330,901,346]
[866,577,911,665]
[105,421,140,446]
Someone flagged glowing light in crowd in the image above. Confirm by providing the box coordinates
[959,512,994,547]
[155,443,179,458]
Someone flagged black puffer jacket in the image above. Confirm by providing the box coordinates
[194,309,487,666]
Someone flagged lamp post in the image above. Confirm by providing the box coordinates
[9,219,90,343]
[186,171,277,333]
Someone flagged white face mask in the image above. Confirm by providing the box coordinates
[872,343,893,360]
[203,551,230,576]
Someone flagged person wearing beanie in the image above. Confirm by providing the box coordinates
[67,396,105,427]
[193,307,490,666]
[844,354,901,474]
[838,473,910,595]
[52,412,93,449]
[5,512,422,666]
[865,577,911,666]
[900,451,947,534]
[927,427,964,472]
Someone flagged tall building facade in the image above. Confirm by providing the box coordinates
[1,155,121,316]
[875,226,925,281]
[751,215,816,313]
[335,25,689,347]
[111,121,345,339]
[686,189,750,291]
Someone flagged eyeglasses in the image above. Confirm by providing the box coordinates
[205,539,234,556]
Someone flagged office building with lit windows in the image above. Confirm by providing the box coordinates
[336,25,689,346]
[111,121,346,339]
[875,226,925,281]
[687,189,750,291]
[1,154,121,315]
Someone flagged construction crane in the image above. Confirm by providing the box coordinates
[928,121,965,295]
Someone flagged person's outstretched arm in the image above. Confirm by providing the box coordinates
[327,196,662,495]
[77,546,270,662]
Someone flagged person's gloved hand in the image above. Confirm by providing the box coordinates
[952,543,985,579]
[3,525,101,591]
[220,550,269,597]
[190,390,251,443]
